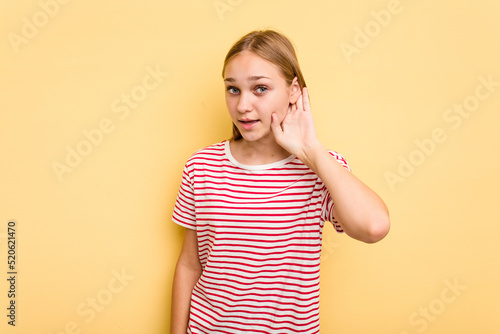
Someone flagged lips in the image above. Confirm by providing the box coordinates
[239,119,259,130]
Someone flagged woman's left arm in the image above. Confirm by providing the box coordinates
[272,87,390,243]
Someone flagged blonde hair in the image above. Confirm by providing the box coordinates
[222,30,307,140]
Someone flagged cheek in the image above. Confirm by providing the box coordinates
[265,93,288,110]
[253,97,286,123]
[273,97,290,117]
[225,97,237,113]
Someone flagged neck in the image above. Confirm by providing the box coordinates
[230,137,291,165]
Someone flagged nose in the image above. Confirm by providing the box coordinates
[236,92,252,113]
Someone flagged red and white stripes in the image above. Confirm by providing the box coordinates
[172,140,349,333]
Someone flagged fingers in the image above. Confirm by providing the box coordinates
[294,87,310,112]
[296,92,303,112]
[270,113,283,137]
[302,87,310,112]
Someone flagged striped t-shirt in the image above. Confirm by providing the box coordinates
[172,140,350,334]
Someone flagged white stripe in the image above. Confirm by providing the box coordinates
[172,140,349,332]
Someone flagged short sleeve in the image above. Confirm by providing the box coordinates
[321,151,351,233]
[172,164,197,230]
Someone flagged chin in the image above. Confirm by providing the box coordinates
[241,132,273,143]
[240,134,259,142]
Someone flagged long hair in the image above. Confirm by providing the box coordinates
[222,30,307,140]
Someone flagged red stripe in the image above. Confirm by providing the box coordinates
[172,140,349,333]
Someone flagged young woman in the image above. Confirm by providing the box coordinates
[171,30,390,334]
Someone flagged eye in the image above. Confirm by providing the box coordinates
[226,86,239,94]
[255,86,268,94]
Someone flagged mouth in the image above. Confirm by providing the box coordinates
[238,119,260,129]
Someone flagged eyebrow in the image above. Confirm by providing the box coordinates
[224,76,271,82]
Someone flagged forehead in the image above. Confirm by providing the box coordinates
[224,51,282,81]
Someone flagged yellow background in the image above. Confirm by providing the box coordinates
[1,0,499,333]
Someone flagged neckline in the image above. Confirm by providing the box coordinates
[224,140,296,170]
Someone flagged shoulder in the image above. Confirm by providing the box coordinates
[185,140,228,165]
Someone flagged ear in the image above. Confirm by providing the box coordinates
[289,77,301,104]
